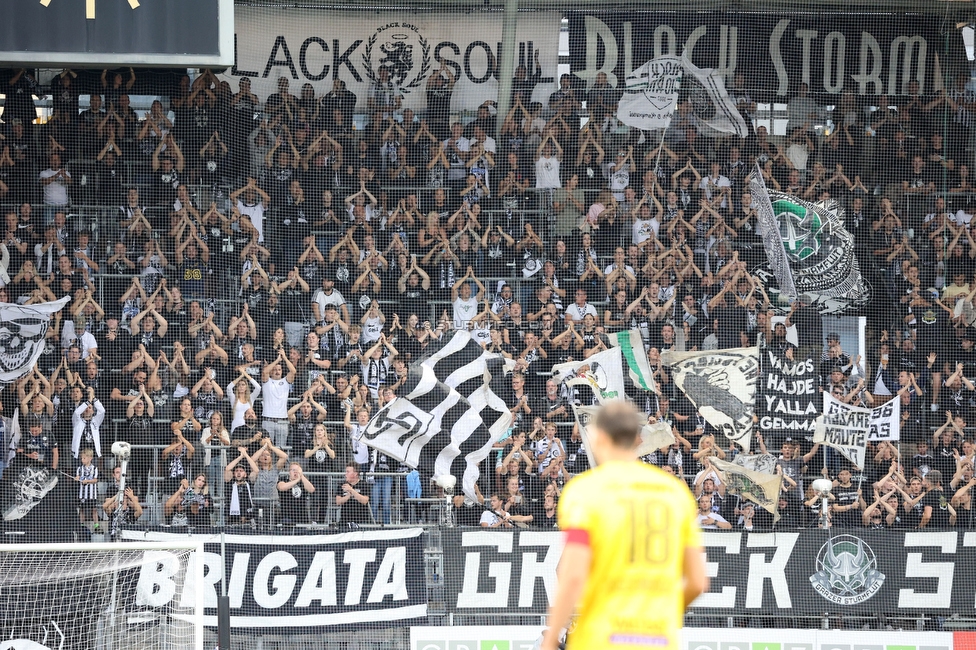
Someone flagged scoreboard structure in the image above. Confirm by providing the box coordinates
[0,0,233,67]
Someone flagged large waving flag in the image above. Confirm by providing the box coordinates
[681,53,749,138]
[750,163,870,313]
[663,347,759,451]
[361,332,511,501]
[616,55,683,130]
[552,346,627,404]
[0,297,70,385]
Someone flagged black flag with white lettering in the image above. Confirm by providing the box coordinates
[758,348,821,439]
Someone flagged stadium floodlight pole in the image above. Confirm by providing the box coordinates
[493,0,520,142]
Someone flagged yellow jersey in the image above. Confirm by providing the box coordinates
[557,460,701,650]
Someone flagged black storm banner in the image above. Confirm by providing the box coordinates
[442,529,976,616]
[121,528,426,631]
[568,12,963,97]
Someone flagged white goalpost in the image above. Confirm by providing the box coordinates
[0,541,205,650]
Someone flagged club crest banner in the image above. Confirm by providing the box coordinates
[750,188,870,314]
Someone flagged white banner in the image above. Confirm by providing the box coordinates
[552,346,626,404]
[868,396,901,442]
[664,347,759,451]
[813,393,870,468]
[224,8,561,112]
[615,55,682,130]
[411,626,953,650]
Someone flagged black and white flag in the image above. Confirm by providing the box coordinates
[0,297,70,385]
[572,404,674,467]
[750,169,869,313]
[363,332,511,501]
[664,347,759,450]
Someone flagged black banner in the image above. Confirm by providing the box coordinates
[568,12,962,97]
[442,529,976,616]
[121,528,427,632]
[758,349,821,435]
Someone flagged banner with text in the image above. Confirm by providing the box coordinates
[120,528,426,632]
[225,8,560,111]
[568,12,961,97]
[441,529,976,617]
[759,349,821,436]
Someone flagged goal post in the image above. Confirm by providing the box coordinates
[0,541,205,650]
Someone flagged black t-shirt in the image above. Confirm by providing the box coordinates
[833,482,861,527]
[280,483,312,524]
[336,479,372,524]
[923,488,952,528]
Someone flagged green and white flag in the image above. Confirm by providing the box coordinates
[552,346,626,404]
[749,162,870,313]
[612,330,657,394]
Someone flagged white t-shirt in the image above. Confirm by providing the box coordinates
[39,168,70,205]
[479,509,503,527]
[565,302,599,322]
[236,199,266,242]
[312,288,346,320]
[633,218,656,245]
[697,511,730,529]
[361,315,383,344]
[452,295,479,330]
[261,378,292,419]
[350,424,370,464]
[535,156,561,189]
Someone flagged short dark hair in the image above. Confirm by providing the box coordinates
[592,401,642,448]
[346,461,360,473]
[927,469,943,486]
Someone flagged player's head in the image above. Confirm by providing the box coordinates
[590,400,642,464]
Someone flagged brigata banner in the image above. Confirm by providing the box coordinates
[568,12,961,97]
[225,8,560,111]
[442,529,976,616]
[120,528,426,631]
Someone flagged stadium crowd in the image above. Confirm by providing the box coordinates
[0,64,975,534]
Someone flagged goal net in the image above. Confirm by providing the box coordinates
[0,543,203,650]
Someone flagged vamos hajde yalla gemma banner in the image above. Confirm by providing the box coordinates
[225,8,560,111]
